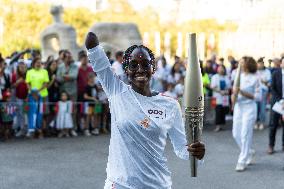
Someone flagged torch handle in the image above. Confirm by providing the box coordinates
[190,126,198,177]
[185,112,201,177]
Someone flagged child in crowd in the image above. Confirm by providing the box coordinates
[56,91,73,138]
[83,73,100,136]
[0,91,16,141]
[96,81,109,133]
[26,89,43,138]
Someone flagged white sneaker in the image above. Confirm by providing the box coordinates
[70,130,78,137]
[259,124,264,130]
[15,130,24,137]
[246,149,256,166]
[235,163,246,172]
[84,129,91,137]
[254,124,259,130]
[91,128,99,135]
[26,131,33,138]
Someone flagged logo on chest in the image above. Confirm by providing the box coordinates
[147,109,166,119]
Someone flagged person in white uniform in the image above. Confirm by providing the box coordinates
[232,56,261,172]
[85,32,205,189]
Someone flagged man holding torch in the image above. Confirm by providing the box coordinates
[85,32,205,188]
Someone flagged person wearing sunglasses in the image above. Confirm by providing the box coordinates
[85,32,205,189]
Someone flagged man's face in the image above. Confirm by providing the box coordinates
[64,52,73,65]
[117,56,123,64]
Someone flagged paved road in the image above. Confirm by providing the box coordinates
[0,125,283,189]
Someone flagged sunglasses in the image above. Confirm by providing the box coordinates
[128,60,152,72]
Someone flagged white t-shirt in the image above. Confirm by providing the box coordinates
[111,61,124,76]
[88,46,189,189]
[210,74,231,106]
[237,73,261,104]
[256,69,271,91]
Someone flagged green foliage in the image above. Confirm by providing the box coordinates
[0,0,237,57]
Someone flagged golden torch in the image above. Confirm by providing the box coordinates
[184,33,204,177]
[232,62,242,109]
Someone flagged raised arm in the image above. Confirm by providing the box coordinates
[85,32,127,98]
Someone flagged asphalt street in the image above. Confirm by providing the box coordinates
[0,124,283,189]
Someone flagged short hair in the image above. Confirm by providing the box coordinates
[243,56,257,73]
[257,57,264,63]
[115,51,124,59]
[122,45,156,72]
[78,50,87,61]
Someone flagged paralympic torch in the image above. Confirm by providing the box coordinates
[184,33,204,177]
[232,62,241,109]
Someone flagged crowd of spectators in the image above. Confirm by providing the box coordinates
[0,47,283,148]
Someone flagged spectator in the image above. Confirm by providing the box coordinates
[200,61,211,96]
[155,55,171,91]
[26,57,49,98]
[83,73,100,136]
[211,65,231,132]
[12,62,28,137]
[0,58,11,100]
[268,58,284,154]
[57,49,66,66]
[46,59,60,129]
[210,54,218,73]
[111,51,125,81]
[25,57,49,132]
[204,60,215,79]
[77,51,93,130]
[255,57,271,130]
[167,62,182,84]
[106,51,114,65]
[0,91,15,142]
[96,81,109,133]
[56,50,78,136]
[163,83,177,99]
[56,91,73,138]
[26,89,44,138]
[270,58,281,74]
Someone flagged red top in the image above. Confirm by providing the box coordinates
[12,73,28,99]
[77,66,93,96]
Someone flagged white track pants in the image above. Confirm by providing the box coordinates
[232,102,257,164]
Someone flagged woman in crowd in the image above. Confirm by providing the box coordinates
[211,65,231,132]
[85,32,205,189]
[232,56,261,172]
[46,59,60,133]
[26,57,50,133]
[255,57,271,130]
[12,62,29,137]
